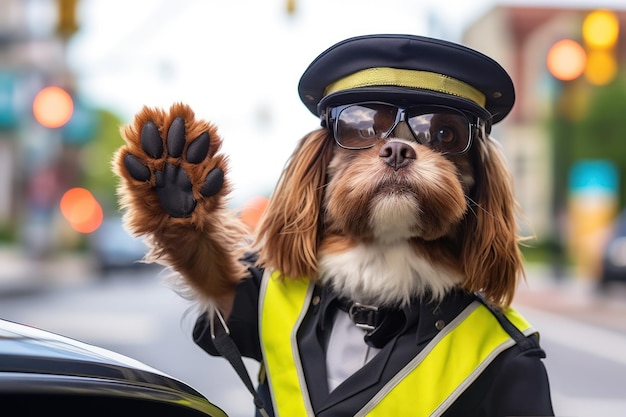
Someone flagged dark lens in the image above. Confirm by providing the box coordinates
[407,109,470,154]
[336,103,397,149]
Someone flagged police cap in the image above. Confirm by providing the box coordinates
[298,34,515,128]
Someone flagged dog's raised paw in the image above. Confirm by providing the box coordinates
[124,116,224,218]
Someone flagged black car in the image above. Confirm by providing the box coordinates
[0,317,227,417]
[89,216,151,275]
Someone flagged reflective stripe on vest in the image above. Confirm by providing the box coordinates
[260,270,314,416]
[260,272,536,417]
[356,302,535,416]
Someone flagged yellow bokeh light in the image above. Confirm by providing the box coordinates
[547,39,587,81]
[32,86,74,128]
[585,49,618,85]
[583,10,619,49]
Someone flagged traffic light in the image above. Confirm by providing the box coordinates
[286,0,295,15]
[56,0,80,39]
[546,9,620,86]
[582,9,619,86]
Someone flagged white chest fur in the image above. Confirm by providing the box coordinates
[318,242,462,307]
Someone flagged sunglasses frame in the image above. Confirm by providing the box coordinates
[325,101,482,155]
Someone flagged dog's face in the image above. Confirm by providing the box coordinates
[256,105,522,309]
[322,129,473,244]
[316,118,479,306]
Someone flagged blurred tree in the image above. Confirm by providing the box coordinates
[81,109,125,214]
[546,73,626,273]
[568,74,626,208]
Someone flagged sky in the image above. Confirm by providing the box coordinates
[65,0,626,206]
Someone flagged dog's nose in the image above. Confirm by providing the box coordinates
[378,141,416,170]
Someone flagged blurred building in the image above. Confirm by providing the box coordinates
[0,0,81,252]
[2,1,626,274]
[463,6,626,261]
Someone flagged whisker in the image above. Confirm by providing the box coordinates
[465,197,478,219]
[465,196,494,220]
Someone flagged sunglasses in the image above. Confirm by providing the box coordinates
[326,102,480,155]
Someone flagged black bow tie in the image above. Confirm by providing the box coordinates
[335,298,406,348]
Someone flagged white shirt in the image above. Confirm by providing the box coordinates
[325,310,382,391]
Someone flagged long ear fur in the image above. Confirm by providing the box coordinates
[255,129,334,279]
[461,135,525,309]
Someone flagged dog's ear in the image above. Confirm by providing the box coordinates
[460,136,525,308]
[255,129,334,280]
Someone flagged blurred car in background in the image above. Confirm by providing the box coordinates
[598,210,626,291]
[89,216,151,275]
[0,317,228,416]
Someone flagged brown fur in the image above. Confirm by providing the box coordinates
[114,103,524,310]
[254,129,334,280]
[256,132,523,308]
[460,137,525,308]
[113,103,249,301]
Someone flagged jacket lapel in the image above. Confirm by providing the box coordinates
[297,285,398,411]
[296,287,475,415]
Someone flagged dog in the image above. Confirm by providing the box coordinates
[113,34,553,417]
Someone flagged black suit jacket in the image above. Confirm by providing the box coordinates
[194,257,554,417]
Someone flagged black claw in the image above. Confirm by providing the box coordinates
[186,132,210,164]
[167,117,186,158]
[141,121,164,158]
[200,167,224,197]
[124,154,151,181]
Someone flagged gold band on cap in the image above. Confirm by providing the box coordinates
[324,67,487,107]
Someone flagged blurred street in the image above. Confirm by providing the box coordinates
[0,244,94,294]
[3,245,625,333]
[1,246,626,416]
[516,264,626,335]
[2,2,626,416]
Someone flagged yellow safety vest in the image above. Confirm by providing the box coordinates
[259,271,536,417]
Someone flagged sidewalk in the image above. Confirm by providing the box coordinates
[0,245,94,296]
[515,263,626,334]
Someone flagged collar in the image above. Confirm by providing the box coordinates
[317,285,474,348]
[335,298,391,331]
[335,297,406,348]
